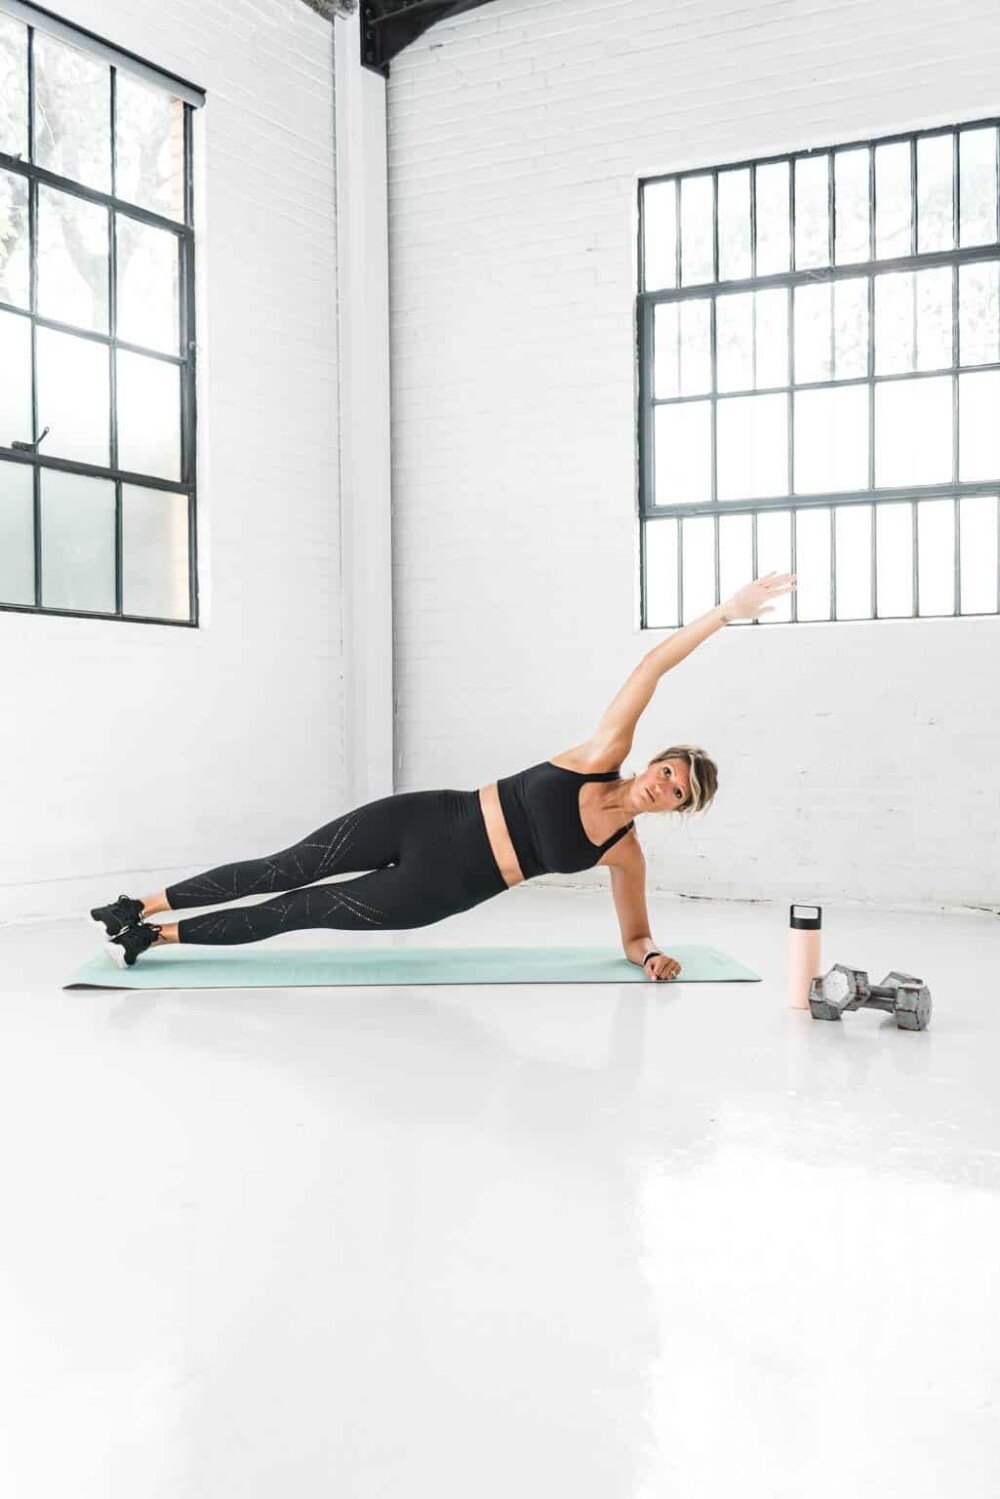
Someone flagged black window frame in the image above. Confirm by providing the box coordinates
[0,9,200,627]
[637,117,1000,628]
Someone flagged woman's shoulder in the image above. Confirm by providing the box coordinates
[548,735,628,775]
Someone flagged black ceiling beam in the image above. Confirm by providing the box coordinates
[360,0,496,75]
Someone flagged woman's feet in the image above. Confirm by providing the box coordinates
[105,920,165,968]
[90,893,145,938]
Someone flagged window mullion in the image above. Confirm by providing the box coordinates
[26,23,40,607]
[110,66,121,615]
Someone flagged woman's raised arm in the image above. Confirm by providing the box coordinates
[592,572,795,751]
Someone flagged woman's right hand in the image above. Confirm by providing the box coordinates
[722,572,796,624]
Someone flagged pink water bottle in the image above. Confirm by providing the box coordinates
[788,904,822,1010]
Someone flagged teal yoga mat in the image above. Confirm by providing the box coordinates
[66,943,759,991]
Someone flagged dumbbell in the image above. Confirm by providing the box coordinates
[808,964,931,1031]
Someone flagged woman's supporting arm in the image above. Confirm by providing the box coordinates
[611,857,680,982]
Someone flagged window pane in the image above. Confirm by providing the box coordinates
[680,514,715,623]
[39,468,115,613]
[755,288,788,388]
[875,376,952,487]
[917,498,955,614]
[794,506,832,620]
[794,385,869,494]
[0,459,34,605]
[678,299,712,396]
[915,266,952,371]
[792,284,867,385]
[794,284,831,384]
[755,161,790,275]
[874,271,913,375]
[834,503,873,618]
[959,370,1000,481]
[653,303,679,399]
[122,484,189,620]
[794,154,829,271]
[712,290,787,394]
[719,512,753,616]
[681,175,714,285]
[959,127,998,248]
[960,495,999,613]
[717,393,787,501]
[959,262,1000,366]
[643,182,677,292]
[833,277,869,379]
[717,293,754,392]
[0,308,32,448]
[917,133,954,254]
[36,326,110,467]
[0,14,28,158]
[834,147,870,264]
[718,168,751,282]
[116,350,181,481]
[115,74,185,221]
[654,401,712,506]
[116,215,180,355]
[643,516,679,626]
[33,32,111,194]
[37,184,109,333]
[0,169,30,308]
[875,141,912,260]
[756,509,793,622]
[875,500,914,617]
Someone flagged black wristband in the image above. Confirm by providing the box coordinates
[642,950,662,967]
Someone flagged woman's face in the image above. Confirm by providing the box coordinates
[636,758,691,812]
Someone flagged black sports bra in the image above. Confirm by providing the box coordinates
[495,760,635,878]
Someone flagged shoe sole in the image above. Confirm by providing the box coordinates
[104,939,132,968]
[90,908,143,939]
[91,915,123,938]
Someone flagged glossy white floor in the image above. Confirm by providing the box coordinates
[1,886,997,1498]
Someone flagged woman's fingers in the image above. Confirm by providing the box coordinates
[647,956,682,981]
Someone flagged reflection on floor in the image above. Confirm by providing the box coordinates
[1,886,998,1499]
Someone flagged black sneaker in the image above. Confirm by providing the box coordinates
[90,893,145,938]
[105,921,162,968]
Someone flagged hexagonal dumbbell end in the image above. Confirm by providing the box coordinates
[808,964,869,1021]
[878,971,932,1031]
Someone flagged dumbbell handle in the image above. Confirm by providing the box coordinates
[864,981,923,1013]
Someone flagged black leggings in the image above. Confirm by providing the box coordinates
[165,790,509,946]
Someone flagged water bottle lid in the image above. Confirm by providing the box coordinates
[789,903,822,930]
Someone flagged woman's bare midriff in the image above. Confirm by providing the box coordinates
[478,783,526,888]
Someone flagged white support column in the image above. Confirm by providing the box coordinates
[335,9,394,805]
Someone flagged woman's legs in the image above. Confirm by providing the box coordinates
[162,796,406,913]
[173,860,460,946]
[142,790,506,948]
[136,795,412,945]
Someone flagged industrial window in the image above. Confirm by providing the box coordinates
[0,1,204,626]
[638,121,1000,626]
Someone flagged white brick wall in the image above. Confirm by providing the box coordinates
[387,0,1000,913]
[0,0,343,922]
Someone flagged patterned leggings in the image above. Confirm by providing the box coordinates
[165,789,508,946]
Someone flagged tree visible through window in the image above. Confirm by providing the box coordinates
[0,7,198,624]
[638,123,1000,626]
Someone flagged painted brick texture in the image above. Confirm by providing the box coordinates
[387,0,1000,912]
[0,0,343,921]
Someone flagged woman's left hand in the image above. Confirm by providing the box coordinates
[645,953,682,981]
[722,571,796,623]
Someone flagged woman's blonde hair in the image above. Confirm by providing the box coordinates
[648,744,718,816]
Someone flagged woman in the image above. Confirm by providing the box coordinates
[91,573,795,976]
